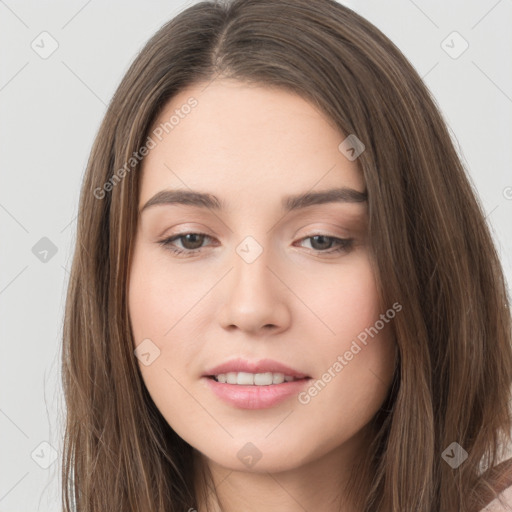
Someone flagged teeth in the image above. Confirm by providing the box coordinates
[272,373,285,384]
[213,372,303,385]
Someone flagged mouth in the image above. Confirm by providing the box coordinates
[201,358,312,408]
[202,373,312,409]
[207,372,310,385]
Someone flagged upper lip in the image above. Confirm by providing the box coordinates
[203,358,310,378]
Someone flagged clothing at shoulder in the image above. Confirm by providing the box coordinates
[478,458,512,512]
[479,484,512,512]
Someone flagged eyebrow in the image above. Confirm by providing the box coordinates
[139,186,368,214]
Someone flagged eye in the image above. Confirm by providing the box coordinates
[157,232,354,257]
[158,233,212,255]
[296,234,353,254]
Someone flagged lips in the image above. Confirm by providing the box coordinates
[203,357,310,379]
[201,358,312,409]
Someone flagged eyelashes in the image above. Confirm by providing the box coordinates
[157,232,354,258]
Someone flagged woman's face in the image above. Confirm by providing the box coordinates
[128,79,397,473]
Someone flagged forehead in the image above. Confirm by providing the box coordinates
[139,79,364,211]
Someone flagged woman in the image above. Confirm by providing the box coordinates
[61,0,512,510]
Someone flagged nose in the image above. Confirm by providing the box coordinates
[217,242,291,335]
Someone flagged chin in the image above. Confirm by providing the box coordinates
[191,434,319,474]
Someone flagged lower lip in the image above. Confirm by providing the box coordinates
[202,377,311,409]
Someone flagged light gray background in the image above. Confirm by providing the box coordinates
[1,1,511,510]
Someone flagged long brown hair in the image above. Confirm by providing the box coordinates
[61,0,512,510]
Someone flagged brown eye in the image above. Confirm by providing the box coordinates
[158,232,212,256]
[175,233,207,250]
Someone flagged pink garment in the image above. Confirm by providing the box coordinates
[480,484,512,511]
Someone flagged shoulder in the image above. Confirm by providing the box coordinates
[479,484,512,512]
[477,458,512,512]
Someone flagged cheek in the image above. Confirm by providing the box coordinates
[128,244,204,345]
[300,329,396,448]
[302,253,384,343]
[330,254,395,376]
[127,247,199,423]
[128,267,172,344]
[295,254,396,425]
[128,243,210,381]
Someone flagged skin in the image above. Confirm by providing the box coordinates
[128,79,397,512]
